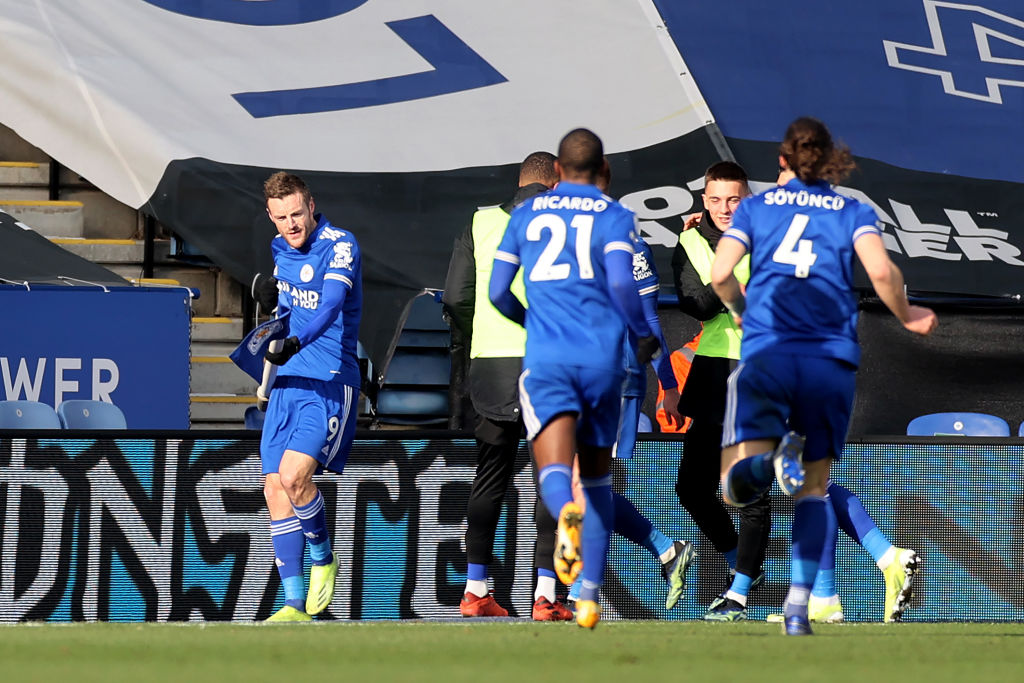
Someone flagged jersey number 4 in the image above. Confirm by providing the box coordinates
[526,214,595,281]
[772,213,817,278]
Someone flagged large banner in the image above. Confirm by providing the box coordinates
[2,1,1022,367]
[655,0,1024,298]
[1,434,1021,622]
[0,1,722,369]
[0,286,191,429]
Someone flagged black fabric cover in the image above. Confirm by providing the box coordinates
[0,210,128,287]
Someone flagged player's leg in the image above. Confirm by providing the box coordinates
[461,416,518,617]
[614,393,695,609]
[278,380,356,616]
[571,366,627,628]
[827,480,919,622]
[808,494,844,622]
[783,459,831,636]
[576,444,613,629]
[260,386,311,622]
[783,356,856,636]
[264,473,312,622]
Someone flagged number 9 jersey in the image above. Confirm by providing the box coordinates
[494,181,639,371]
[722,177,881,368]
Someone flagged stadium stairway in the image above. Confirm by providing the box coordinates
[1,125,251,429]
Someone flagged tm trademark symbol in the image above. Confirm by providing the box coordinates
[977,211,999,218]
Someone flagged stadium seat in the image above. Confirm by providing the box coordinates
[244,406,266,430]
[1019,422,1024,437]
[0,400,62,429]
[906,412,1010,437]
[57,400,127,429]
[374,292,450,426]
[637,412,653,433]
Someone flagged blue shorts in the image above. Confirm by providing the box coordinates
[722,353,855,463]
[612,394,641,460]
[260,376,357,475]
[518,363,625,448]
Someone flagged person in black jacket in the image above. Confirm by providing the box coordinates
[442,152,573,621]
[671,161,771,621]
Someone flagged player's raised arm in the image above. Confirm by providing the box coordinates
[710,235,749,324]
[853,231,937,336]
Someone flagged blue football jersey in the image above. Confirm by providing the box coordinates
[495,181,637,370]
[723,178,880,367]
[623,237,659,394]
[272,216,362,385]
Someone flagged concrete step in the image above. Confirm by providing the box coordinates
[48,237,165,263]
[0,124,47,161]
[190,354,257,395]
[0,161,48,186]
[61,187,139,239]
[190,394,255,423]
[0,187,50,201]
[192,316,244,342]
[2,200,84,236]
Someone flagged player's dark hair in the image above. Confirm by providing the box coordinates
[557,128,604,178]
[704,161,749,188]
[264,171,311,204]
[519,151,557,187]
[779,117,856,185]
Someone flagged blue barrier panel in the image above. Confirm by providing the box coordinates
[0,434,1020,621]
[0,286,190,428]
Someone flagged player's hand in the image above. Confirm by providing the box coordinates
[903,305,938,336]
[252,274,279,315]
[661,387,683,429]
[682,212,702,230]
[265,336,300,365]
[636,335,660,365]
[256,386,270,411]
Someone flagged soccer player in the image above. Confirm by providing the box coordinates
[565,163,696,611]
[710,117,936,635]
[259,172,362,622]
[490,128,659,628]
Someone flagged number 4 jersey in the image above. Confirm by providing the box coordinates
[723,177,881,367]
[495,181,638,371]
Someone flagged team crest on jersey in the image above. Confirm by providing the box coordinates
[632,252,653,281]
[300,264,315,282]
[331,242,354,270]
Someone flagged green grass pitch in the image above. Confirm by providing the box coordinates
[3,621,1022,682]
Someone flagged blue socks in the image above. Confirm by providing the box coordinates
[827,481,893,562]
[786,496,828,617]
[811,494,839,598]
[579,475,613,603]
[724,451,773,506]
[613,491,672,559]
[293,490,333,565]
[538,464,574,520]
[271,516,306,610]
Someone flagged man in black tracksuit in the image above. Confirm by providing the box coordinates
[442,152,572,621]
[671,161,771,621]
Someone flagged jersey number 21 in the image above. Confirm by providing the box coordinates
[526,214,595,281]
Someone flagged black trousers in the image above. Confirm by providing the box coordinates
[675,418,771,580]
[464,416,555,571]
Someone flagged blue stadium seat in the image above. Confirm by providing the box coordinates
[906,412,1010,437]
[57,400,127,429]
[373,292,451,426]
[0,401,61,429]
[1019,422,1024,437]
[637,412,653,433]
[244,406,266,430]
